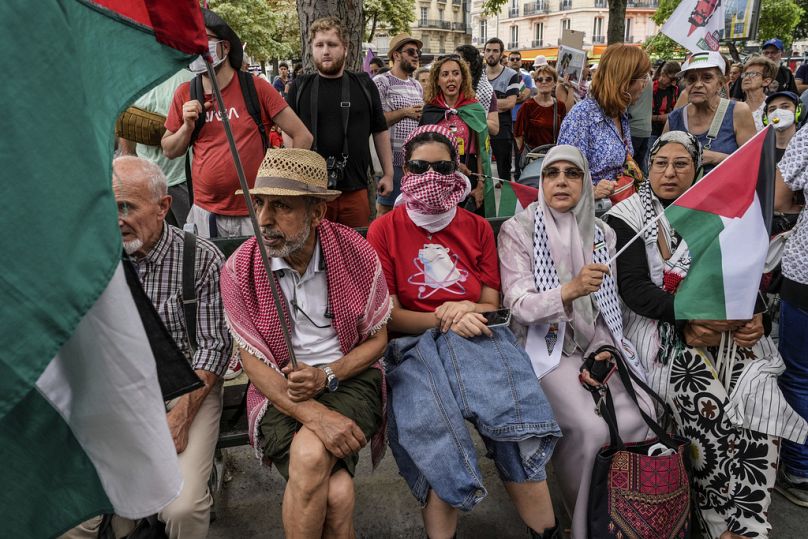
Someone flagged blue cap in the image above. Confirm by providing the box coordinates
[762,38,784,51]
[765,91,800,106]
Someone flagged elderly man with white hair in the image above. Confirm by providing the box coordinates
[111,156,231,538]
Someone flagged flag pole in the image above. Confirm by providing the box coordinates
[607,210,667,265]
[204,58,299,370]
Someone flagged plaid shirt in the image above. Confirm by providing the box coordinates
[131,224,231,377]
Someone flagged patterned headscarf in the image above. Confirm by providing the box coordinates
[649,130,703,174]
[400,124,470,219]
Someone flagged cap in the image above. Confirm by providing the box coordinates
[678,51,726,76]
[532,55,548,67]
[762,38,785,51]
[765,90,800,106]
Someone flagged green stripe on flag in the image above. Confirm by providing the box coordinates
[498,182,518,217]
[0,388,111,537]
[0,0,191,417]
[666,205,727,319]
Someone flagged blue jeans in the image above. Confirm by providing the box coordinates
[376,166,404,207]
[385,327,561,510]
[779,299,808,477]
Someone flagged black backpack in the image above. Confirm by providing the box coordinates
[184,71,269,205]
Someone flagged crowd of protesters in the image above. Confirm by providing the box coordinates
[98,6,808,538]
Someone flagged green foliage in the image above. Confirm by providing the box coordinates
[757,0,804,47]
[365,0,415,41]
[481,0,507,16]
[644,33,689,60]
[652,0,682,25]
[795,0,808,39]
[207,0,300,62]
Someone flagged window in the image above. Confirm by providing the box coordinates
[535,22,544,41]
[561,19,571,32]
[625,18,633,42]
[420,7,428,25]
[480,19,487,42]
[593,17,602,37]
[511,26,518,43]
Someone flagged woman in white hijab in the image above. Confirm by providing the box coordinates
[497,145,654,539]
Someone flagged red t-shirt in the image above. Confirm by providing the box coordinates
[366,206,500,313]
[165,74,287,215]
[513,98,566,149]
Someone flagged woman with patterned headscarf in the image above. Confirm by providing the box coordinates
[498,144,654,539]
[367,125,561,539]
[606,131,808,538]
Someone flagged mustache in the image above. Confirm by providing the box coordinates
[260,227,285,239]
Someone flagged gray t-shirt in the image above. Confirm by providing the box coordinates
[628,82,653,139]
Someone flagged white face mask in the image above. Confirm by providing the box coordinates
[769,108,796,131]
[188,40,226,74]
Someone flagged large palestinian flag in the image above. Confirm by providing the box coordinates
[666,127,776,320]
[0,1,207,537]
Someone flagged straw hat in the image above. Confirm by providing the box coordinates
[388,34,423,54]
[236,149,341,201]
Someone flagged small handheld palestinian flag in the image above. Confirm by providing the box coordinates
[665,127,775,320]
[484,178,539,218]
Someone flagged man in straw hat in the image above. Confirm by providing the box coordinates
[220,149,392,537]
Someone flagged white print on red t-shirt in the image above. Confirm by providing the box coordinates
[407,244,469,299]
[206,108,240,122]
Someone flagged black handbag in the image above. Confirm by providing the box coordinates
[586,345,692,539]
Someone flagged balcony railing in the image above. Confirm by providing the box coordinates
[507,41,519,49]
[594,0,606,6]
[451,22,468,31]
[592,35,605,44]
[418,19,451,29]
[532,39,544,47]
[452,0,463,5]
[524,1,550,15]
[560,0,572,10]
[508,7,520,17]
[627,0,659,7]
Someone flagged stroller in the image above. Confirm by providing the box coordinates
[516,143,614,216]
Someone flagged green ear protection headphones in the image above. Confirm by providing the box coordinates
[762,98,803,126]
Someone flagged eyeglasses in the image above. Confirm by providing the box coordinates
[542,167,584,180]
[509,57,521,62]
[741,71,763,79]
[535,76,555,83]
[290,298,333,329]
[650,158,693,172]
[400,47,421,58]
[406,159,457,175]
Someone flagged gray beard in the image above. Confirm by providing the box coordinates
[263,215,313,258]
[123,238,144,255]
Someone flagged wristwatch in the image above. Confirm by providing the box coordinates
[321,366,339,392]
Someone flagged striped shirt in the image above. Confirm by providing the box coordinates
[131,224,231,376]
[374,71,423,167]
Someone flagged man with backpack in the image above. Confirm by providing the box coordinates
[286,17,393,227]
[162,8,312,238]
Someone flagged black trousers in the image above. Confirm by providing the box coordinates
[490,137,513,182]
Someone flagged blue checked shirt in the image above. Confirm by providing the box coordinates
[131,224,231,377]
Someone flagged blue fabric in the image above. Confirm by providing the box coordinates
[385,327,561,510]
[779,299,808,478]
[667,101,737,174]
[376,165,404,206]
[557,97,632,184]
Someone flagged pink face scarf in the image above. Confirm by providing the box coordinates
[399,124,471,232]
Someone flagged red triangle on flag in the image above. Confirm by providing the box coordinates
[510,181,539,209]
[674,127,770,219]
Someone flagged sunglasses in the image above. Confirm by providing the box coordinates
[400,47,421,58]
[535,76,554,83]
[406,160,457,175]
[509,57,521,62]
[542,167,584,180]
[438,53,462,61]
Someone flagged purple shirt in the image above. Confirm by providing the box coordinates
[557,97,633,184]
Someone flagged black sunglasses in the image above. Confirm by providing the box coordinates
[400,47,421,58]
[438,53,462,61]
[406,159,457,175]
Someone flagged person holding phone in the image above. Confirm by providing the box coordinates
[497,145,653,539]
[367,125,561,539]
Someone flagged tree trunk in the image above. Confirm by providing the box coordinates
[607,0,626,45]
[366,13,378,43]
[296,0,364,73]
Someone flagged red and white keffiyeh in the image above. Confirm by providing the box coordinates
[220,220,392,467]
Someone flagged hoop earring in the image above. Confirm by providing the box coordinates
[623,91,632,102]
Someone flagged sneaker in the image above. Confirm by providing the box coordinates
[775,468,808,508]
[223,356,243,381]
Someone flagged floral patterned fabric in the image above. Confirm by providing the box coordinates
[557,97,633,185]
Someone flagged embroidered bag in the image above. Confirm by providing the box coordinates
[587,345,691,539]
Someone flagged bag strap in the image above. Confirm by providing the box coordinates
[704,98,730,150]
[184,75,206,206]
[182,231,198,354]
[552,98,558,144]
[310,76,320,152]
[339,74,351,158]
[238,71,269,151]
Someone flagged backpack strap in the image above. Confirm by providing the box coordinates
[184,75,206,206]
[238,71,269,151]
[704,97,730,150]
[182,231,198,354]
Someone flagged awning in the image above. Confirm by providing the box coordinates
[513,47,559,62]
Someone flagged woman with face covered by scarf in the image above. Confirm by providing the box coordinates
[367,125,561,539]
[497,144,655,539]
[606,131,808,538]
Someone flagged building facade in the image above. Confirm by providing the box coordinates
[469,0,658,61]
[370,1,473,58]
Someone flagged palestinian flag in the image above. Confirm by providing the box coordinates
[666,127,776,320]
[483,178,539,218]
[0,1,207,536]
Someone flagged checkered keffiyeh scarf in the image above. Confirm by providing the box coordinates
[220,220,392,467]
